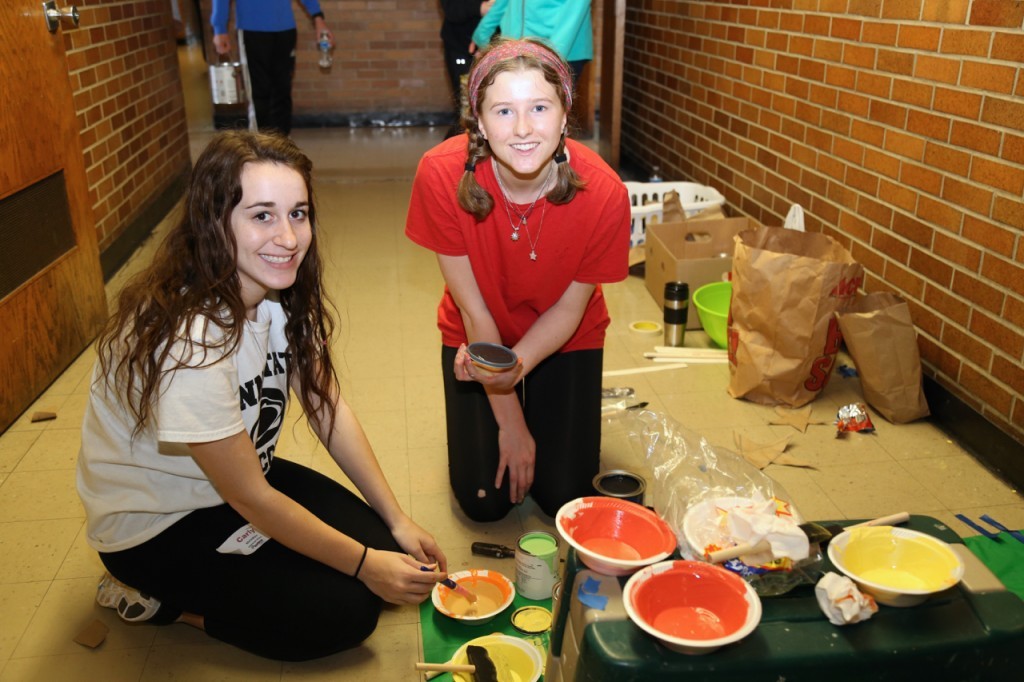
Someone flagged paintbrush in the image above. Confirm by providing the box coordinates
[441,577,478,603]
[420,566,478,603]
[707,512,910,563]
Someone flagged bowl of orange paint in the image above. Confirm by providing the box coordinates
[555,496,676,576]
[431,568,515,625]
[624,560,762,654]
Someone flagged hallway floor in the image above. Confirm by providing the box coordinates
[0,44,1021,681]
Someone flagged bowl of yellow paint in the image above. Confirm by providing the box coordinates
[827,526,964,607]
[431,568,515,624]
[449,634,543,682]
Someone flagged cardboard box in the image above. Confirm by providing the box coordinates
[644,217,759,329]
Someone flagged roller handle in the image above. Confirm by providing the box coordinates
[707,539,770,563]
[848,511,910,528]
[415,662,475,673]
[705,511,909,563]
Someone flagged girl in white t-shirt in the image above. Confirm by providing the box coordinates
[77,131,446,661]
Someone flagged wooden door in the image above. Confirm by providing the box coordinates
[598,0,625,170]
[0,2,107,431]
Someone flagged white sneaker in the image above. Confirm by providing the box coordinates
[96,573,161,623]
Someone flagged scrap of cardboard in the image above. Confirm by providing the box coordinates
[74,619,109,648]
[31,411,57,423]
[768,405,826,433]
[733,432,814,469]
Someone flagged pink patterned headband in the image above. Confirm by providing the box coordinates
[468,39,574,114]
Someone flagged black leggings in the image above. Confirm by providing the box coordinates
[442,346,602,521]
[242,29,297,135]
[99,459,401,661]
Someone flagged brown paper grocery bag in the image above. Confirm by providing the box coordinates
[835,292,930,423]
[728,226,863,407]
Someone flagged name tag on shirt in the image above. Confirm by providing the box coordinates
[216,523,270,555]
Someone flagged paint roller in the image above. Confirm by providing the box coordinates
[707,512,910,563]
[415,645,499,681]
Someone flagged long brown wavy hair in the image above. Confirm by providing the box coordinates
[95,131,338,439]
[458,37,586,220]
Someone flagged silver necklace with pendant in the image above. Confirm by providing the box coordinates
[494,160,554,259]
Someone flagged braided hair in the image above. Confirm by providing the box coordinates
[457,38,586,220]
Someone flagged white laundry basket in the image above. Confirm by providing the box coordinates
[624,181,726,248]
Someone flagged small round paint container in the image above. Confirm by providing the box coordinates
[629,320,662,334]
[592,470,646,506]
[466,342,518,371]
[511,605,553,634]
[515,531,559,601]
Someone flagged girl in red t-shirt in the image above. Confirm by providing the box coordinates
[406,38,630,522]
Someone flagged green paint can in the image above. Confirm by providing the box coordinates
[515,531,559,600]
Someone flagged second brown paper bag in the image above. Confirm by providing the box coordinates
[835,292,930,423]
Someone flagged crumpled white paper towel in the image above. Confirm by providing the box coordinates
[815,571,878,625]
[726,498,810,561]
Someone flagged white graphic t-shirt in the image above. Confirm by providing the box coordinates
[77,298,292,552]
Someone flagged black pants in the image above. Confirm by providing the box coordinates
[441,346,602,521]
[241,29,297,135]
[443,45,472,136]
[99,459,401,661]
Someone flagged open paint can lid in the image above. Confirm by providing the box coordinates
[592,470,646,504]
[511,605,552,634]
[467,342,518,370]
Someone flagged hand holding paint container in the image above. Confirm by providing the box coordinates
[515,531,560,600]
[466,342,518,372]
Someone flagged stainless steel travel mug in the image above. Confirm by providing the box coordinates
[664,281,688,347]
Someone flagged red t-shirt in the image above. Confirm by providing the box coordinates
[405,136,630,352]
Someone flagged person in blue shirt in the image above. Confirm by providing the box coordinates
[470,0,593,88]
[211,0,334,134]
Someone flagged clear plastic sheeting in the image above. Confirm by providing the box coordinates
[602,408,824,596]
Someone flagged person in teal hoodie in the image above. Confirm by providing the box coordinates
[470,0,593,88]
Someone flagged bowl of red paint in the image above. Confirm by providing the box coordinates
[624,560,762,654]
[555,496,676,576]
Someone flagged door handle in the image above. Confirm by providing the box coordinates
[43,1,80,33]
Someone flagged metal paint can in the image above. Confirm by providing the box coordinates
[592,469,646,505]
[515,531,559,601]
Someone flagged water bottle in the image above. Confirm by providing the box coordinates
[649,165,663,182]
[663,281,688,347]
[318,32,332,69]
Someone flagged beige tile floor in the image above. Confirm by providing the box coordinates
[1,44,1022,681]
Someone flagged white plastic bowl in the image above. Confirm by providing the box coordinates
[624,560,762,654]
[431,569,515,624]
[827,526,964,607]
[448,634,543,682]
[556,496,676,576]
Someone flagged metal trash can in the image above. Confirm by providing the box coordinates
[209,58,248,106]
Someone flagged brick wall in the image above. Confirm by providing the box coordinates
[63,1,191,254]
[619,0,1024,446]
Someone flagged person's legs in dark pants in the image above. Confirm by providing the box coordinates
[443,46,472,138]
[522,349,603,517]
[441,346,602,521]
[99,459,401,661]
[242,29,297,135]
[442,345,517,521]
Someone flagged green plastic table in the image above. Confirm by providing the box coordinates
[549,515,1024,681]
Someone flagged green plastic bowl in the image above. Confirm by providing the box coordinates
[693,281,731,349]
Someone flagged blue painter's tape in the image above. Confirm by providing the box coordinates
[577,576,608,610]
